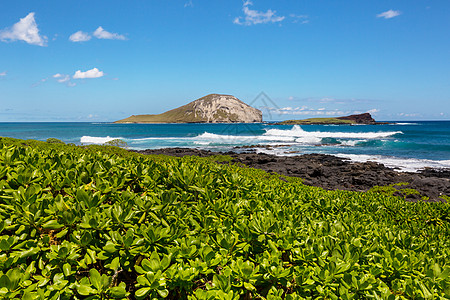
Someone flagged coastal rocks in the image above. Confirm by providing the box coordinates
[115,94,262,123]
[337,113,377,124]
[135,148,449,202]
[274,113,388,125]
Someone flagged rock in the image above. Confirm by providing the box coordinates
[274,113,388,125]
[337,113,376,124]
[133,148,450,202]
[115,94,262,123]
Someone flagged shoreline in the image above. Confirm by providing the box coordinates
[134,147,450,202]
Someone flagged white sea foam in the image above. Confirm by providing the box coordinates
[264,125,402,139]
[392,123,419,125]
[295,136,322,144]
[80,136,121,144]
[340,139,367,146]
[194,132,295,143]
[194,141,211,145]
[335,154,450,172]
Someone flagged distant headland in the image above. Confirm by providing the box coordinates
[115,94,262,123]
[274,113,388,125]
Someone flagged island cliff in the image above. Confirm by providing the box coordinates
[115,94,262,123]
[275,113,384,125]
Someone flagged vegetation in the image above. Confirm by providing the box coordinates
[46,138,65,144]
[103,139,128,149]
[0,137,449,299]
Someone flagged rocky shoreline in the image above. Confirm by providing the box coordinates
[134,148,450,202]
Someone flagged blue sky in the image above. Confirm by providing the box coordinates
[0,0,449,122]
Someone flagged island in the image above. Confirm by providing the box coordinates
[115,94,262,123]
[275,113,387,125]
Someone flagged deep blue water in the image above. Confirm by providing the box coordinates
[0,121,449,171]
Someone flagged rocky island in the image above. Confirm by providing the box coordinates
[115,94,262,123]
[275,113,386,125]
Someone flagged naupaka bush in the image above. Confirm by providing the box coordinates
[0,137,449,299]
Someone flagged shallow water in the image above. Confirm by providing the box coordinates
[1,121,449,172]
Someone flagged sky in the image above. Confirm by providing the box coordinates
[0,0,449,122]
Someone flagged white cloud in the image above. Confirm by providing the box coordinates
[0,13,47,46]
[0,71,6,76]
[290,14,309,24]
[50,73,74,86]
[184,0,193,7]
[93,26,126,40]
[73,68,104,79]
[69,31,91,42]
[398,112,420,117]
[57,75,70,83]
[234,1,285,26]
[367,109,380,114]
[377,10,401,19]
[267,106,351,116]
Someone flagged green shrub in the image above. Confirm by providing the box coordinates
[0,137,449,299]
[46,137,65,144]
[103,139,128,148]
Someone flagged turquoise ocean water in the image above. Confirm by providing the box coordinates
[0,121,449,172]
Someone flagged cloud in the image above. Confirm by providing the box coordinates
[377,10,401,19]
[266,106,352,116]
[69,31,91,42]
[0,71,6,76]
[73,68,104,79]
[234,1,285,26]
[184,0,193,7]
[398,112,420,117]
[57,75,70,83]
[93,26,126,40]
[49,73,75,86]
[367,108,380,114]
[0,13,47,46]
[290,14,309,24]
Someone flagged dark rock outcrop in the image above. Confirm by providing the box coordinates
[134,148,449,202]
[337,113,376,124]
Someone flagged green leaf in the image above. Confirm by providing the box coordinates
[89,269,102,290]
[63,263,71,277]
[106,257,120,271]
[135,287,151,298]
[77,283,98,296]
[42,220,64,229]
[109,285,128,298]
[0,275,11,290]
[243,282,256,291]
[157,288,169,298]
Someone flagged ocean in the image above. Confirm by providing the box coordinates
[0,121,449,172]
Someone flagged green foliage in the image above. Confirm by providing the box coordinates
[46,138,65,144]
[103,139,128,148]
[370,182,429,200]
[0,137,449,299]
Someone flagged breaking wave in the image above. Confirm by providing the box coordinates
[80,136,122,144]
[264,125,402,139]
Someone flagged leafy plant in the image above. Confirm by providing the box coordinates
[0,137,449,299]
[103,139,128,148]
